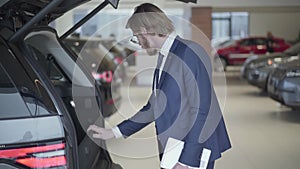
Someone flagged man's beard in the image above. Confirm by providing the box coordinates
[146,48,158,56]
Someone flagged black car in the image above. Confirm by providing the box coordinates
[118,40,141,66]
[63,36,122,117]
[100,38,128,79]
[241,42,300,90]
[0,0,121,169]
[267,56,300,110]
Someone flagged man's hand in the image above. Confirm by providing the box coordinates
[87,125,115,140]
[172,163,190,169]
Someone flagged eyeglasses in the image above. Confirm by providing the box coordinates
[130,32,150,44]
[130,35,139,44]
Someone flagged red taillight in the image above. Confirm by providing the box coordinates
[92,71,113,83]
[0,143,66,168]
[16,156,66,168]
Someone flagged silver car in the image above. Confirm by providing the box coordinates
[267,57,300,110]
[242,42,300,90]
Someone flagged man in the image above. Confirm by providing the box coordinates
[88,3,231,169]
[266,31,274,53]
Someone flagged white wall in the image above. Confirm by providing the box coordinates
[54,1,300,42]
[249,12,300,41]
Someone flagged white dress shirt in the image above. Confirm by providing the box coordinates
[112,31,177,138]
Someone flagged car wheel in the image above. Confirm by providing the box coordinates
[214,57,227,72]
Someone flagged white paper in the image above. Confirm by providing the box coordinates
[199,148,211,169]
[160,138,184,169]
[160,138,212,169]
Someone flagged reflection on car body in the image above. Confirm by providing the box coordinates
[241,42,300,90]
[100,38,129,79]
[267,56,300,110]
[63,36,122,117]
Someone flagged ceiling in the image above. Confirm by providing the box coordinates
[84,0,300,10]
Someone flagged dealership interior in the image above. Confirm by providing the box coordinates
[52,1,300,169]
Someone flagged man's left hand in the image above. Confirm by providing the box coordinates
[87,125,115,140]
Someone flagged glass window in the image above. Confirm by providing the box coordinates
[0,44,58,119]
[212,12,249,41]
[255,38,266,46]
[240,39,254,46]
[0,64,32,119]
[27,45,66,81]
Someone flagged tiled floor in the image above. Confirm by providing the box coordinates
[105,67,300,169]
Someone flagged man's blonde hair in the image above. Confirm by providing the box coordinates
[126,3,174,36]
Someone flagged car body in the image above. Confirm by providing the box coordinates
[114,39,142,67]
[243,42,300,90]
[0,0,122,169]
[63,36,122,117]
[100,38,128,79]
[215,36,291,71]
[212,37,236,49]
[121,42,139,66]
[267,56,300,110]
[0,32,73,169]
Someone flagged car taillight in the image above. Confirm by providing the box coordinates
[92,71,113,83]
[267,59,273,65]
[0,143,66,168]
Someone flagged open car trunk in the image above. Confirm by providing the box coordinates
[24,27,118,169]
[1,0,121,169]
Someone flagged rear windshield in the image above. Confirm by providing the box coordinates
[0,43,58,119]
[64,39,117,72]
[0,64,32,118]
[0,63,58,119]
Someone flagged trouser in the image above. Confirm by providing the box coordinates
[205,161,215,169]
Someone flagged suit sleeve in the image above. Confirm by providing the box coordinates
[178,44,213,167]
[117,93,156,137]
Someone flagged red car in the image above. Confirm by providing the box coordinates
[214,36,291,71]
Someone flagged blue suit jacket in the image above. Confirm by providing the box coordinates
[118,36,231,167]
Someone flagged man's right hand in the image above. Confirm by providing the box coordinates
[87,125,115,140]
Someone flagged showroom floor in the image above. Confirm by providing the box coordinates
[104,66,300,169]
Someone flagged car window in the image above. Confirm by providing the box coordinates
[27,45,70,84]
[0,64,32,119]
[64,39,117,72]
[255,38,266,45]
[85,48,116,71]
[239,39,254,46]
[0,44,58,119]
